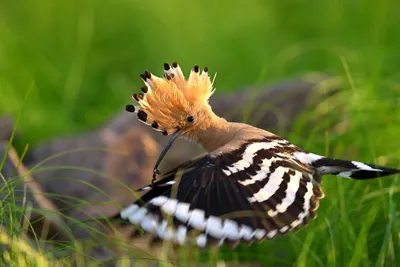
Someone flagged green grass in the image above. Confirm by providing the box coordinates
[1,0,400,266]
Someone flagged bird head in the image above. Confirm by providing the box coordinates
[126,62,217,141]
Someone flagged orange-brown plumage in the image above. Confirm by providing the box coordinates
[130,63,222,142]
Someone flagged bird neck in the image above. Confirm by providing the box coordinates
[195,115,233,152]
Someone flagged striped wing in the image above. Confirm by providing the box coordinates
[118,138,324,247]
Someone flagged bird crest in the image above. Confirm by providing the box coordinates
[126,62,216,135]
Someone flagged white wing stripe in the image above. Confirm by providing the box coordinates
[247,166,288,203]
[275,171,302,213]
[196,234,207,247]
[279,225,289,233]
[123,197,293,245]
[352,161,381,172]
[175,202,191,222]
[239,225,254,240]
[175,225,187,244]
[141,214,158,232]
[150,195,169,206]
[156,220,168,239]
[238,158,273,186]
[120,204,139,219]
[223,219,240,240]
[161,198,178,215]
[254,229,267,240]
[224,141,284,176]
[205,216,224,239]
[128,207,147,224]
[188,209,207,230]
[337,171,353,178]
[292,152,324,164]
[266,229,277,239]
[290,180,314,228]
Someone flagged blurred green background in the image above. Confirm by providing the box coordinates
[1,0,400,266]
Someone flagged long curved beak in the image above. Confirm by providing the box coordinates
[152,129,183,176]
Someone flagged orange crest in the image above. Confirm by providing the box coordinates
[126,63,215,135]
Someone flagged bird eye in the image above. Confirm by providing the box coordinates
[187,116,194,123]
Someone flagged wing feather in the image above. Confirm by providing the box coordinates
[118,137,324,247]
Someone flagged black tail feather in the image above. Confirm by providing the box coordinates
[311,157,400,180]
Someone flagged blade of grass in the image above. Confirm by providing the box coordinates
[348,203,380,267]
[296,232,315,267]
[0,81,34,173]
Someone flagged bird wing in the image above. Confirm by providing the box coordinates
[118,136,324,247]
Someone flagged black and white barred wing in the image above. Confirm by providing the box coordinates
[118,139,324,247]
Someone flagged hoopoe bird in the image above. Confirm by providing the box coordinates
[118,62,399,248]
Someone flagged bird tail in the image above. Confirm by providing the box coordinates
[295,152,400,180]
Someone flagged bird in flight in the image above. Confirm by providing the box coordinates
[118,62,399,248]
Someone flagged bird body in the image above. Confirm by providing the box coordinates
[119,63,399,248]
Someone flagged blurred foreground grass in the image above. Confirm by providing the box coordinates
[0,0,400,266]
